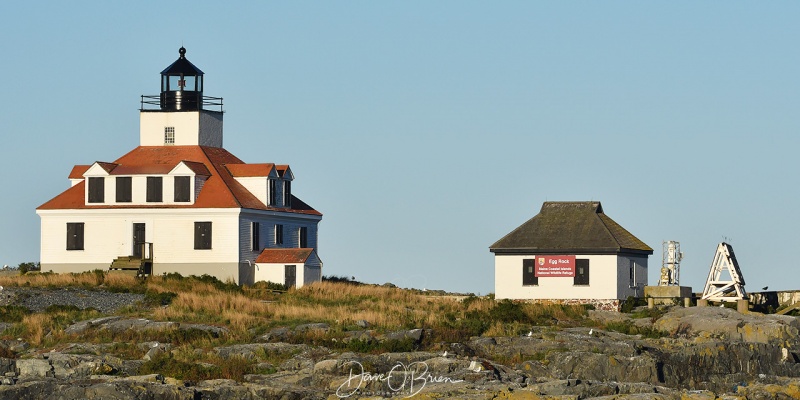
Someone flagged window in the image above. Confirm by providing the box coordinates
[194,222,212,250]
[174,176,191,202]
[574,259,590,286]
[146,177,163,202]
[88,177,104,203]
[522,259,538,286]
[268,179,276,206]
[251,222,260,252]
[275,224,283,245]
[283,181,291,207]
[116,177,132,202]
[66,223,84,250]
[164,127,175,145]
[299,227,308,248]
[629,260,635,287]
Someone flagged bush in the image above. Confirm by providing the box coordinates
[490,300,529,323]
[140,353,219,381]
[621,296,646,313]
[250,281,287,291]
[143,291,178,307]
[18,262,40,275]
[322,275,361,285]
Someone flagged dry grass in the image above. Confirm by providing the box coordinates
[0,272,591,356]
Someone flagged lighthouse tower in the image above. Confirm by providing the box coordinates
[139,47,224,147]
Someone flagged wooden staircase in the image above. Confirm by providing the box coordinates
[109,242,153,277]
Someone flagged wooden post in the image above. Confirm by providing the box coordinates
[684,297,691,307]
[697,299,708,307]
[647,297,654,309]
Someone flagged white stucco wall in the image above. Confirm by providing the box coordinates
[494,254,622,300]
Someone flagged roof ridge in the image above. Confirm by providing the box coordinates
[199,146,243,208]
[593,211,622,251]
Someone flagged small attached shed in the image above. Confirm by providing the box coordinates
[255,248,322,288]
[489,201,653,310]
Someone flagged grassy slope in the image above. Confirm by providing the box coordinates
[0,271,597,381]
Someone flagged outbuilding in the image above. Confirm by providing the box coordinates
[489,201,652,310]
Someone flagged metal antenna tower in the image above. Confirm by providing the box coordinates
[658,240,682,286]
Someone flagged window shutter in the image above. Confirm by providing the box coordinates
[116,177,132,202]
[252,222,260,251]
[299,227,307,248]
[67,222,84,250]
[147,177,163,202]
[284,181,291,207]
[194,222,212,249]
[269,179,276,206]
[88,178,104,203]
[174,176,191,202]
[522,259,538,286]
[574,259,590,285]
[275,224,283,245]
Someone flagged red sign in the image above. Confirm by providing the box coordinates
[534,255,575,277]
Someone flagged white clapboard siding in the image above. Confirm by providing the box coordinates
[38,208,240,266]
[238,211,322,263]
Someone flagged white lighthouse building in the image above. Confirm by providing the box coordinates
[36,47,322,287]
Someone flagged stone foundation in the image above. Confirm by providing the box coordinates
[520,298,621,311]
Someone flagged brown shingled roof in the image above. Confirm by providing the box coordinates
[489,201,652,255]
[37,146,321,216]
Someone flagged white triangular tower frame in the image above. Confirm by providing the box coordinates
[701,242,747,302]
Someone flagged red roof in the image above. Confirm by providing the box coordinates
[256,248,315,264]
[68,165,91,179]
[181,161,211,176]
[226,163,275,177]
[37,146,321,216]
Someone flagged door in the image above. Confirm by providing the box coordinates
[133,223,146,258]
[285,265,296,288]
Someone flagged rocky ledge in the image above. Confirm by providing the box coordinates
[0,297,799,398]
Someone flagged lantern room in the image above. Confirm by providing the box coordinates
[160,47,204,111]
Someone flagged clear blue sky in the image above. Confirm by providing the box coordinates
[2,2,798,294]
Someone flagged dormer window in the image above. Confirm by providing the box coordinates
[174,176,191,202]
[87,177,104,203]
[283,181,291,207]
[116,177,132,203]
[146,177,163,202]
[164,127,175,145]
[269,179,277,206]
